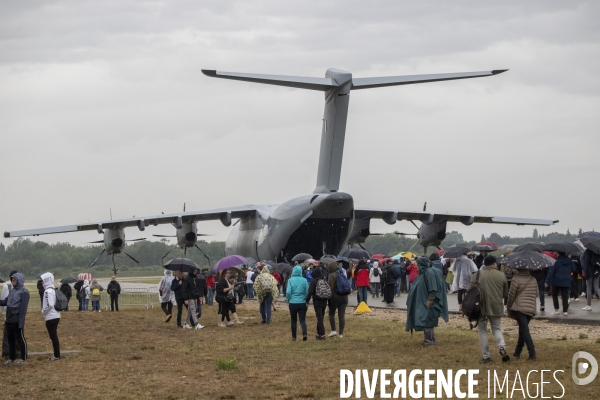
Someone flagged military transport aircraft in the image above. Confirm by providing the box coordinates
[4,67,557,264]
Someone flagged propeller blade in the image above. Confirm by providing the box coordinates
[126,238,146,242]
[393,231,418,236]
[122,250,140,264]
[90,248,106,267]
[153,235,176,238]
[196,234,215,237]
[87,240,105,244]
[111,254,120,275]
[194,244,211,267]
[409,220,420,230]
[358,243,368,251]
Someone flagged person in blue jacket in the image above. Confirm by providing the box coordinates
[286,265,309,341]
[0,272,29,364]
[545,252,577,315]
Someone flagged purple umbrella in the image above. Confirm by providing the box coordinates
[213,255,248,272]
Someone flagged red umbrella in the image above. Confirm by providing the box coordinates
[542,251,557,259]
[371,254,386,259]
[436,249,445,256]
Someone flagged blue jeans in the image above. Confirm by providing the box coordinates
[395,278,402,295]
[246,283,254,299]
[92,300,100,311]
[536,278,545,307]
[82,298,89,311]
[207,288,214,305]
[357,286,368,304]
[260,293,273,323]
[370,282,380,297]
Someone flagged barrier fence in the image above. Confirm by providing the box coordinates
[25,287,161,310]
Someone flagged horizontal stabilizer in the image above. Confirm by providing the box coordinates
[202,70,335,91]
[351,70,507,90]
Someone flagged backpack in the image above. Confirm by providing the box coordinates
[373,268,379,277]
[315,278,332,300]
[80,286,87,299]
[462,270,484,329]
[53,288,68,311]
[334,268,352,295]
[92,288,100,296]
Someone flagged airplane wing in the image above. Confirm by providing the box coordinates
[354,208,557,226]
[3,205,259,238]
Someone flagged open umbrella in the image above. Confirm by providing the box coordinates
[292,253,312,262]
[204,269,217,277]
[499,244,518,251]
[341,248,371,260]
[579,231,600,239]
[502,250,556,270]
[213,255,248,271]
[442,245,471,259]
[320,254,337,264]
[371,253,386,259]
[579,237,600,254]
[513,242,544,253]
[472,242,499,251]
[164,258,199,273]
[274,263,293,275]
[543,242,581,255]
[60,277,78,284]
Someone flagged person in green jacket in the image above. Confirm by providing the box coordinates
[406,257,449,347]
[286,265,309,341]
[470,255,510,364]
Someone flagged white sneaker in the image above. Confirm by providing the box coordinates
[226,321,234,326]
[328,331,338,337]
[581,292,586,298]
[568,298,571,304]
[183,324,191,329]
[553,310,561,315]
[338,334,344,339]
[195,324,204,330]
[582,306,592,311]
[574,298,580,302]
[563,312,568,316]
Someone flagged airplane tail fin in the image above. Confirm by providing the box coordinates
[203,68,507,192]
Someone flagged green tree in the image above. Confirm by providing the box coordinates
[0,242,4,252]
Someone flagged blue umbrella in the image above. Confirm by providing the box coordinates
[213,255,248,271]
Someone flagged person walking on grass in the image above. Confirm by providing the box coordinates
[182,267,204,330]
[545,252,576,316]
[80,280,91,312]
[171,269,186,328]
[255,265,279,324]
[452,253,478,312]
[158,270,174,321]
[59,280,72,311]
[1,270,21,360]
[506,269,538,361]
[195,270,207,320]
[107,276,121,312]
[74,279,83,311]
[40,273,61,361]
[215,269,244,327]
[0,273,29,365]
[406,257,449,347]
[327,261,348,338]
[90,279,104,312]
[286,265,308,341]
[306,265,329,340]
[470,256,510,364]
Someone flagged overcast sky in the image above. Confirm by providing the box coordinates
[1,0,599,249]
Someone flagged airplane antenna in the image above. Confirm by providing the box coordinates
[184,202,186,212]
[423,202,427,212]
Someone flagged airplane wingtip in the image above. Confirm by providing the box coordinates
[491,69,509,75]
[202,69,217,77]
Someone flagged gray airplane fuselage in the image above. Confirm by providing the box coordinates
[226,191,354,261]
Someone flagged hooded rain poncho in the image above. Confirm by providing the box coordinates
[158,270,174,303]
[406,258,449,332]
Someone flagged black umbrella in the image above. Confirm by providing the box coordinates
[580,237,600,255]
[341,248,371,260]
[163,258,199,273]
[442,245,471,259]
[60,277,78,284]
[292,253,312,262]
[204,269,217,277]
[580,231,600,239]
[513,242,545,253]
[471,243,499,252]
[543,242,582,255]
[502,250,556,270]
[320,254,337,264]
[274,263,293,275]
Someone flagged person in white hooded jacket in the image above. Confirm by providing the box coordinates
[80,279,91,312]
[41,273,61,361]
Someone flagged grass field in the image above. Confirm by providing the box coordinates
[4,301,599,399]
